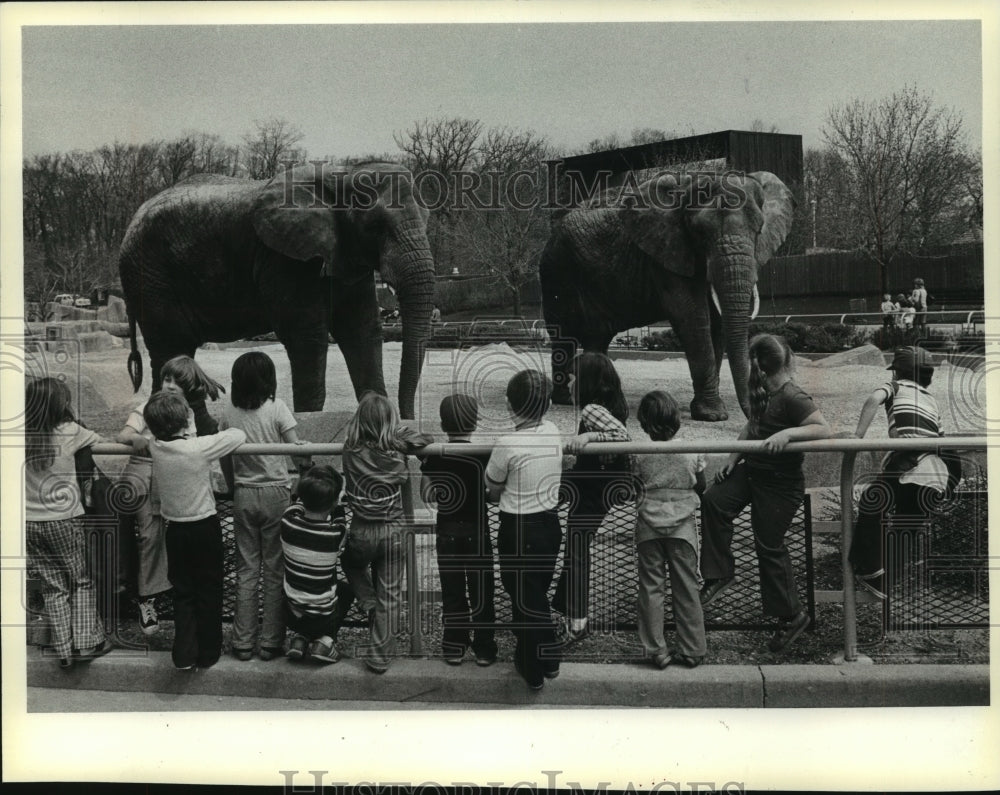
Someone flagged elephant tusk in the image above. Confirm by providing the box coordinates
[751,284,760,320]
[710,285,722,316]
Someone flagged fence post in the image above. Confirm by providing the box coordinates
[833,450,873,664]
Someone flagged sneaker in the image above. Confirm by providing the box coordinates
[475,655,498,668]
[259,646,284,661]
[59,657,74,671]
[651,652,671,670]
[444,655,464,666]
[513,656,544,690]
[559,619,590,646]
[175,663,196,671]
[543,663,560,680]
[855,569,887,601]
[767,610,811,653]
[231,647,253,662]
[699,577,735,606]
[287,635,308,661]
[137,598,159,635]
[665,649,703,669]
[307,638,340,664]
[74,638,113,662]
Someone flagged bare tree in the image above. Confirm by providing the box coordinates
[242,118,306,180]
[454,127,553,314]
[823,85,972,292]
[394,117,484,272]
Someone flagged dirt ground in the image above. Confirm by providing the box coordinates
[41,338,988,483]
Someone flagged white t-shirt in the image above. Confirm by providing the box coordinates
[485,420,563,514]
[220,398,297,487]
[150,429,246,522]
[24,421,101,522]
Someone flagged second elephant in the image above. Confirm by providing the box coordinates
[540,170,795,421]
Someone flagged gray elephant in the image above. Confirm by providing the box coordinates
[119,161,435,418]
[540,170,795,421]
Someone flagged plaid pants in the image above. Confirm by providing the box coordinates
[26,518,105,658]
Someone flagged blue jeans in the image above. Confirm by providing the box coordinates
[340,519,404,671]
[700,463,804,618]
[231,484,289,650]
[496,510,562,687]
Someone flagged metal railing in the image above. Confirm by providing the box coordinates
[84,435,989,664]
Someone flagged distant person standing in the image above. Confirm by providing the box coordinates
[880,294,897,335]
[910,278,928,328]
[430,305,442,324]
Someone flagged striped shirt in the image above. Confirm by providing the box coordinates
[878,380,942,438]
[280,502,348,614]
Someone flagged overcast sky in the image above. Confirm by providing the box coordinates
[19,15,986,160]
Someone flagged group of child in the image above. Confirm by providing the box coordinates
[881,277,930,331]
[25,331,954,687]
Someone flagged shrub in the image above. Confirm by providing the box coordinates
[641,329,682,351]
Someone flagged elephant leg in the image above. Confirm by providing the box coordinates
[664,294,727,422]
[283,343,329,412]
[271,280,331,413]
[329,280,387,404]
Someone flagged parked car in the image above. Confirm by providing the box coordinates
[73,297,92,308]
[54,294,76,306]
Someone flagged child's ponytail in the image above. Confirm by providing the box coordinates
[747,333,793,436]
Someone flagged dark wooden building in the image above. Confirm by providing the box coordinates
[556,130,804,194]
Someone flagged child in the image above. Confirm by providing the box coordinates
[632,391,707,669]
[280,465,349,664]
[420,394,497,666]
[880,293,897,334]
[554,352,631,644]
[220,351,306,661]
[340,392,432,673]
[485,370,564,691]
[896,295,915,329]
[850,346,955,599]
[24,378,112,669]
[699,334,831,653]
[116,355,222,635]
[144,391,246,670]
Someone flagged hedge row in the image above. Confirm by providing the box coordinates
[641,323,972,354]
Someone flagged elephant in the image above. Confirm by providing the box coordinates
[118,161,436,418]
[540,170,795,421]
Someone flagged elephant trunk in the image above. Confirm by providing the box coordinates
[386,223,435,420]
[716,259,756,419]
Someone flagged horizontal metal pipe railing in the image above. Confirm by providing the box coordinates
[89,436,989,664]
[90,436,990,458]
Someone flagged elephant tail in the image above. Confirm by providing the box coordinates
[127,313,143,393]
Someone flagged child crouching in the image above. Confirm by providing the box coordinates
[281,465,349,664]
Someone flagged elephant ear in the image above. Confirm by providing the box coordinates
[748,171,796,265]
[619,172,700,278]
[252,163,339,271]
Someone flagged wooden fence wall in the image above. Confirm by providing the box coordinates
[758,243,984,299]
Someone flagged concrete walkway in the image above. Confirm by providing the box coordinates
[26,650,989,709]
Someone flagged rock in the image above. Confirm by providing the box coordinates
[815,344,887,368]
[96,295,128,323]
[76,331,120,353]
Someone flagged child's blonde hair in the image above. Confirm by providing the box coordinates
[160,355,224,402]
[343,392,404,451]
[25,377,76,471]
